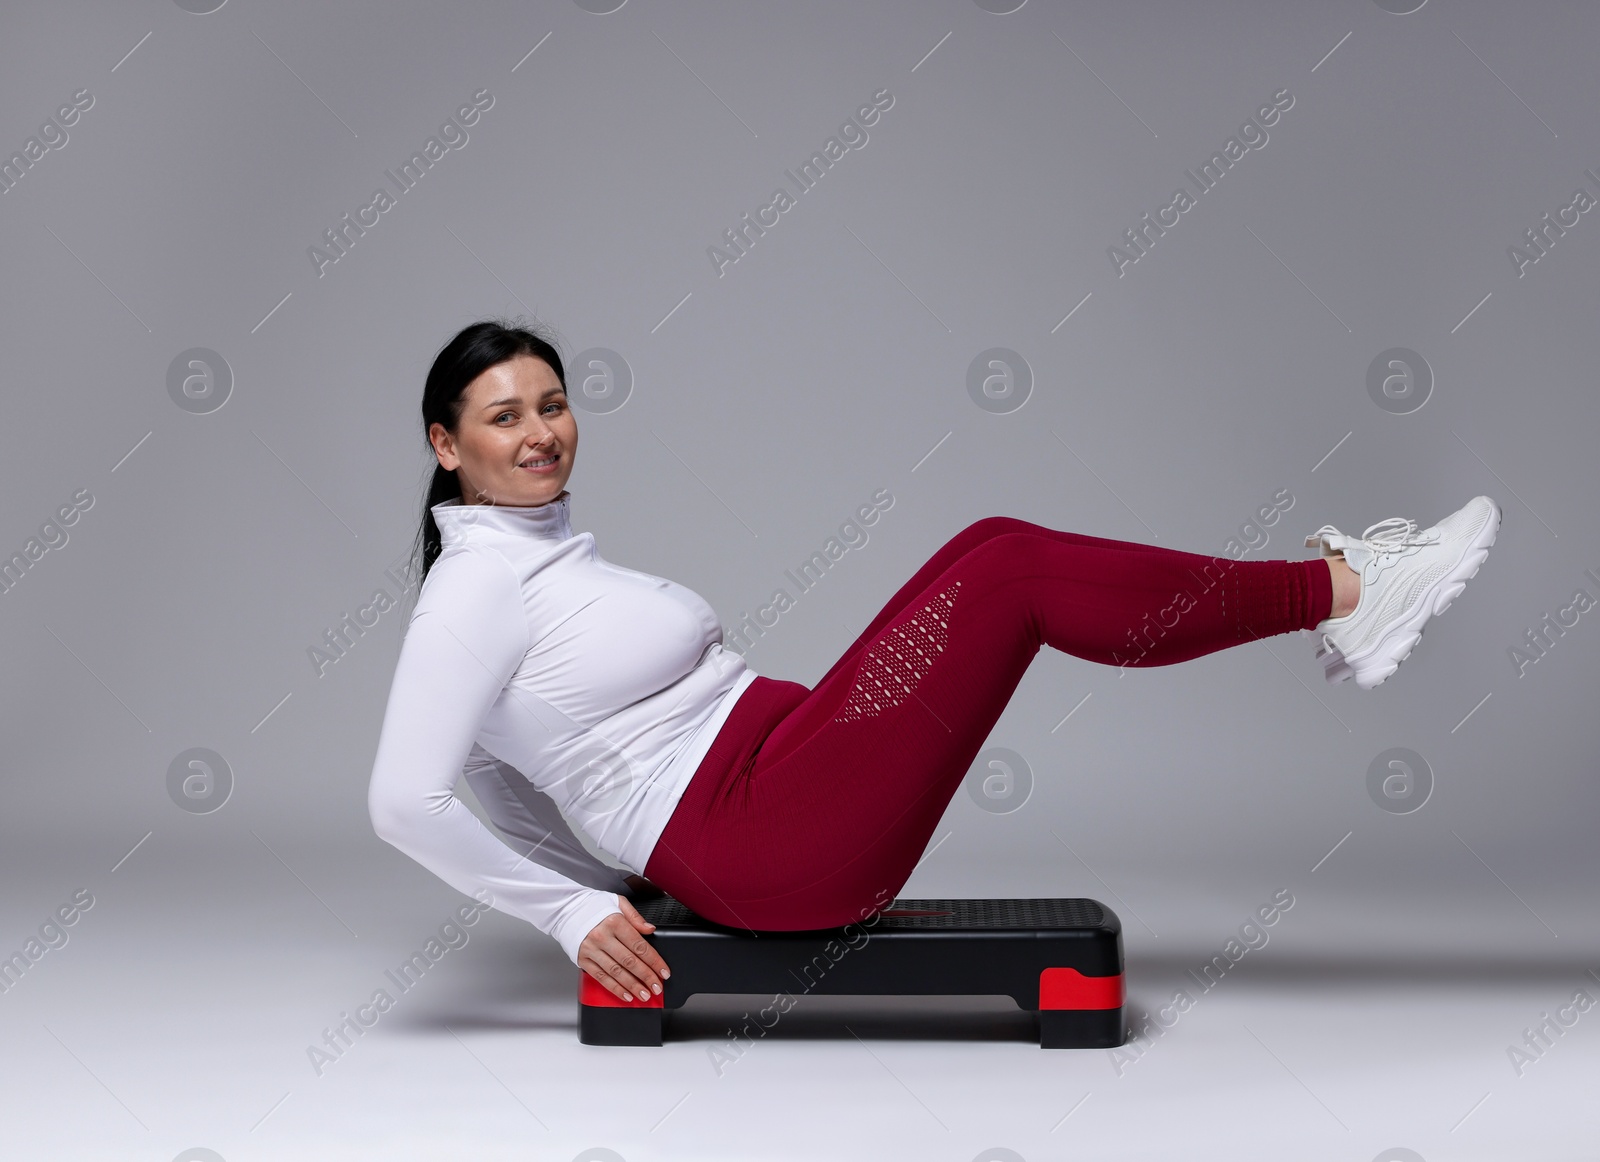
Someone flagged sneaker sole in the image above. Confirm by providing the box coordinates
[1336,499,1502,689]
[1321,628,1426,684]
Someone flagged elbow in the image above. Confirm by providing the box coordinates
[368,781,422,850]
[368,756,458,851]
[368,799,406,849]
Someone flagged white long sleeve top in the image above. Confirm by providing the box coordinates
[367,489,758,965]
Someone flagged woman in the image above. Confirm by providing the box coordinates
[368,320,1501,1008]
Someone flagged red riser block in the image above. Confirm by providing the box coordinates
[580,973,664,1009]
[1039,967,1123,1010]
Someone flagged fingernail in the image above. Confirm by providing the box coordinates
[651,982,660,994]
[661,969,670,978]
[638,989,649,1001]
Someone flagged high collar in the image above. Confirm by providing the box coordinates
[431,488,575,547]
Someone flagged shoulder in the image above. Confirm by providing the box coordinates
[413,545,525,621]
[401,545,530,673]
[423,542,518,587]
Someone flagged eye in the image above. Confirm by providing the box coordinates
[495,411,516,424]
[542,399,565,415]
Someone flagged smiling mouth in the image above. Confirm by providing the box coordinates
[519,454,559,470]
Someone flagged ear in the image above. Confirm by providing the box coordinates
[428,422,461,471]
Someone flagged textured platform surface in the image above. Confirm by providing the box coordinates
[633,895,1109,932]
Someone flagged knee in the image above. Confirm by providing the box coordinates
[956,516,1034,545]
[954,529,1053,577]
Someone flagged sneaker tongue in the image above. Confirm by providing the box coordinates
[1306,529,1353,557]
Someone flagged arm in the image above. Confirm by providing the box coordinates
[367,547,623,966]
[460,744,633,895]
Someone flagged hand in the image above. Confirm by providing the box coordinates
[622,873,666,899]
[578,895,671,1003]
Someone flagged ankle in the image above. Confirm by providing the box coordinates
[1326,555,1360,619]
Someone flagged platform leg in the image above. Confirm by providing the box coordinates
[579,1003,664,1046]
[1038,1008,1124,1049]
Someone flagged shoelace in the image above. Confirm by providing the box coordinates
[1353,516,1440,552]
[1306,515,1440,555]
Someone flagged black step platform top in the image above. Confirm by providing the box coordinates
[632,895,1113,935]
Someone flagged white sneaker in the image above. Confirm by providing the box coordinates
[1304,495,1502,689]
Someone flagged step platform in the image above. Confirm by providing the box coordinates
[578,895,1124,1049]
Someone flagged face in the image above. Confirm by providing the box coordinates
[429,354,577,507]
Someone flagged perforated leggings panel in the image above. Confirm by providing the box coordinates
[644,517,1331,932]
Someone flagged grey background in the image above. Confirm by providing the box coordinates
[2,2,1597,1159]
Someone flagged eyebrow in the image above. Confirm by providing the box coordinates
[481,387,564,410]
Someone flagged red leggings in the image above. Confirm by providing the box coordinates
[643,517,1332,931]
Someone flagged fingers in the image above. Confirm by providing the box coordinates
[582,916,671,1003]
[620,917,671,984]
[613,899,671,982]
[618,895,654,932]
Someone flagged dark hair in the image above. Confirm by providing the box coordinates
[408,317,567,588]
